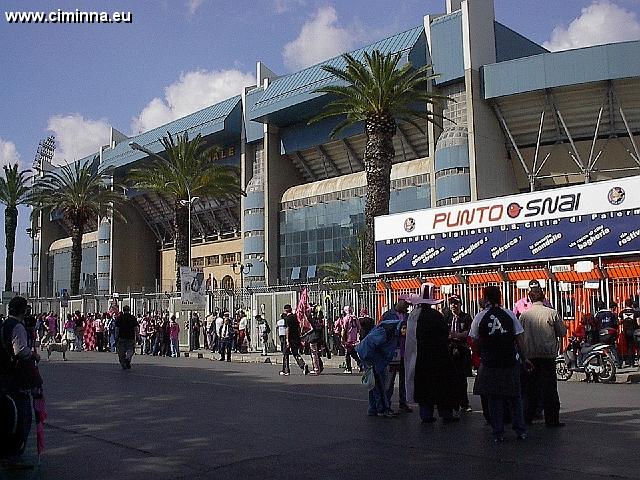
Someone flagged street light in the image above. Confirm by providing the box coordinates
[26,226,40,298]
[232,262,253,294]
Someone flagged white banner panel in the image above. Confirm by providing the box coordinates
[180,267,206,310]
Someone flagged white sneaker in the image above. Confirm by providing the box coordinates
[343,369,353,374]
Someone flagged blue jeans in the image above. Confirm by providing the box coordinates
[109,331,116,352]
[488,394,527,437]
[368,368,389,415]
[171,338,179,357]
[386,362,407,407]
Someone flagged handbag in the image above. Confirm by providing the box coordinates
[361,367,376,391]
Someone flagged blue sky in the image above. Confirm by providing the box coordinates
[2,0,640,285]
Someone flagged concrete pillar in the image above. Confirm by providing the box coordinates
[460,0,517,200]
[263,124,303,285]
[111,203,158,294]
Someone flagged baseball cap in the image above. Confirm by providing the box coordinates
[448,295,462,305]
[528,280,541,289]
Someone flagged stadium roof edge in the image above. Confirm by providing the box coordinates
[483,40,640,99]
[248,25,426,125]
[101,95,243,170]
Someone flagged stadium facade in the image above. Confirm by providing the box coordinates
[31,0,640,320]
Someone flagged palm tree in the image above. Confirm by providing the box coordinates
[0,164,31,292]
[128,132,244,290]
[29,158,126,295]
[320,230,364,284]
[310,50,447,274]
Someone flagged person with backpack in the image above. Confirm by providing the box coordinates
[1,296,42,470]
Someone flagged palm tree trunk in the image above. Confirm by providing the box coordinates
[70,222,85,295]
[4,206,17,292]
[174,202,189,292]
[363,116,396,274]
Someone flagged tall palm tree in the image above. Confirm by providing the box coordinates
[0,164,31,292]
[128,132,244,290]
[310,50,447,274]
[29,158,126,295]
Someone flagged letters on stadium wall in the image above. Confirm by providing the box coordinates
[374,176,640,274]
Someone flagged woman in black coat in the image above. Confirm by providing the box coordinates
[405,283,459,424]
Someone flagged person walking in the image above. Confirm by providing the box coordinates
[73,310,84,351]
[218,315,233,362]
[306,307,324,375]
[258,315,270,356]
[619,299,640,367]
[116,305,137,370]
[169,316,180,357]
[470,286,529,442]
[238,314,248,353]
[519,286,567,427]
[64,314,76,350]
[280,305,309,376]
[405,283,457,424]
[94,314,105,352]
[444,295,473,413]
[214,312,224,353]
[0,297,42,470]
[341,306,361,374]
[139,314,149,355]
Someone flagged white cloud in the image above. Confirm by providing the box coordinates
[0,138,21,168]
[47,114,111,164]
[186,0,203,16]
[132,69,254,134]
[273,0,306,14]
[282,6,363,70]
[543,1,640,51]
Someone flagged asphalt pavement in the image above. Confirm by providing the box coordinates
[2,351,639,480]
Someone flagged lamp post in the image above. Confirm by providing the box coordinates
[232,262,253,306]
[26,226,40,298]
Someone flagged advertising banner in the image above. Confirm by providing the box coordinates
[375,176,640,274]
[180,267,206,310]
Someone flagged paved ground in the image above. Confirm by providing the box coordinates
[2,351,640,480]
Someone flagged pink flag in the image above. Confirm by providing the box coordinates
[296,288,312,334]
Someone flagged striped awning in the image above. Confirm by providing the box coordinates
[604,261,640,279]
[506,268,549,281]
[467,271,504,284]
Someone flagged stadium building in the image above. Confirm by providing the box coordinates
[31,0,640,323]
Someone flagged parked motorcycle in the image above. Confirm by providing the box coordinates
[556,335,616,382]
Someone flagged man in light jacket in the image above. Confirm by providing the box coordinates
[519,287,567,427]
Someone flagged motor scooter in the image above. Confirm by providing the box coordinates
[556,335,616,383]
